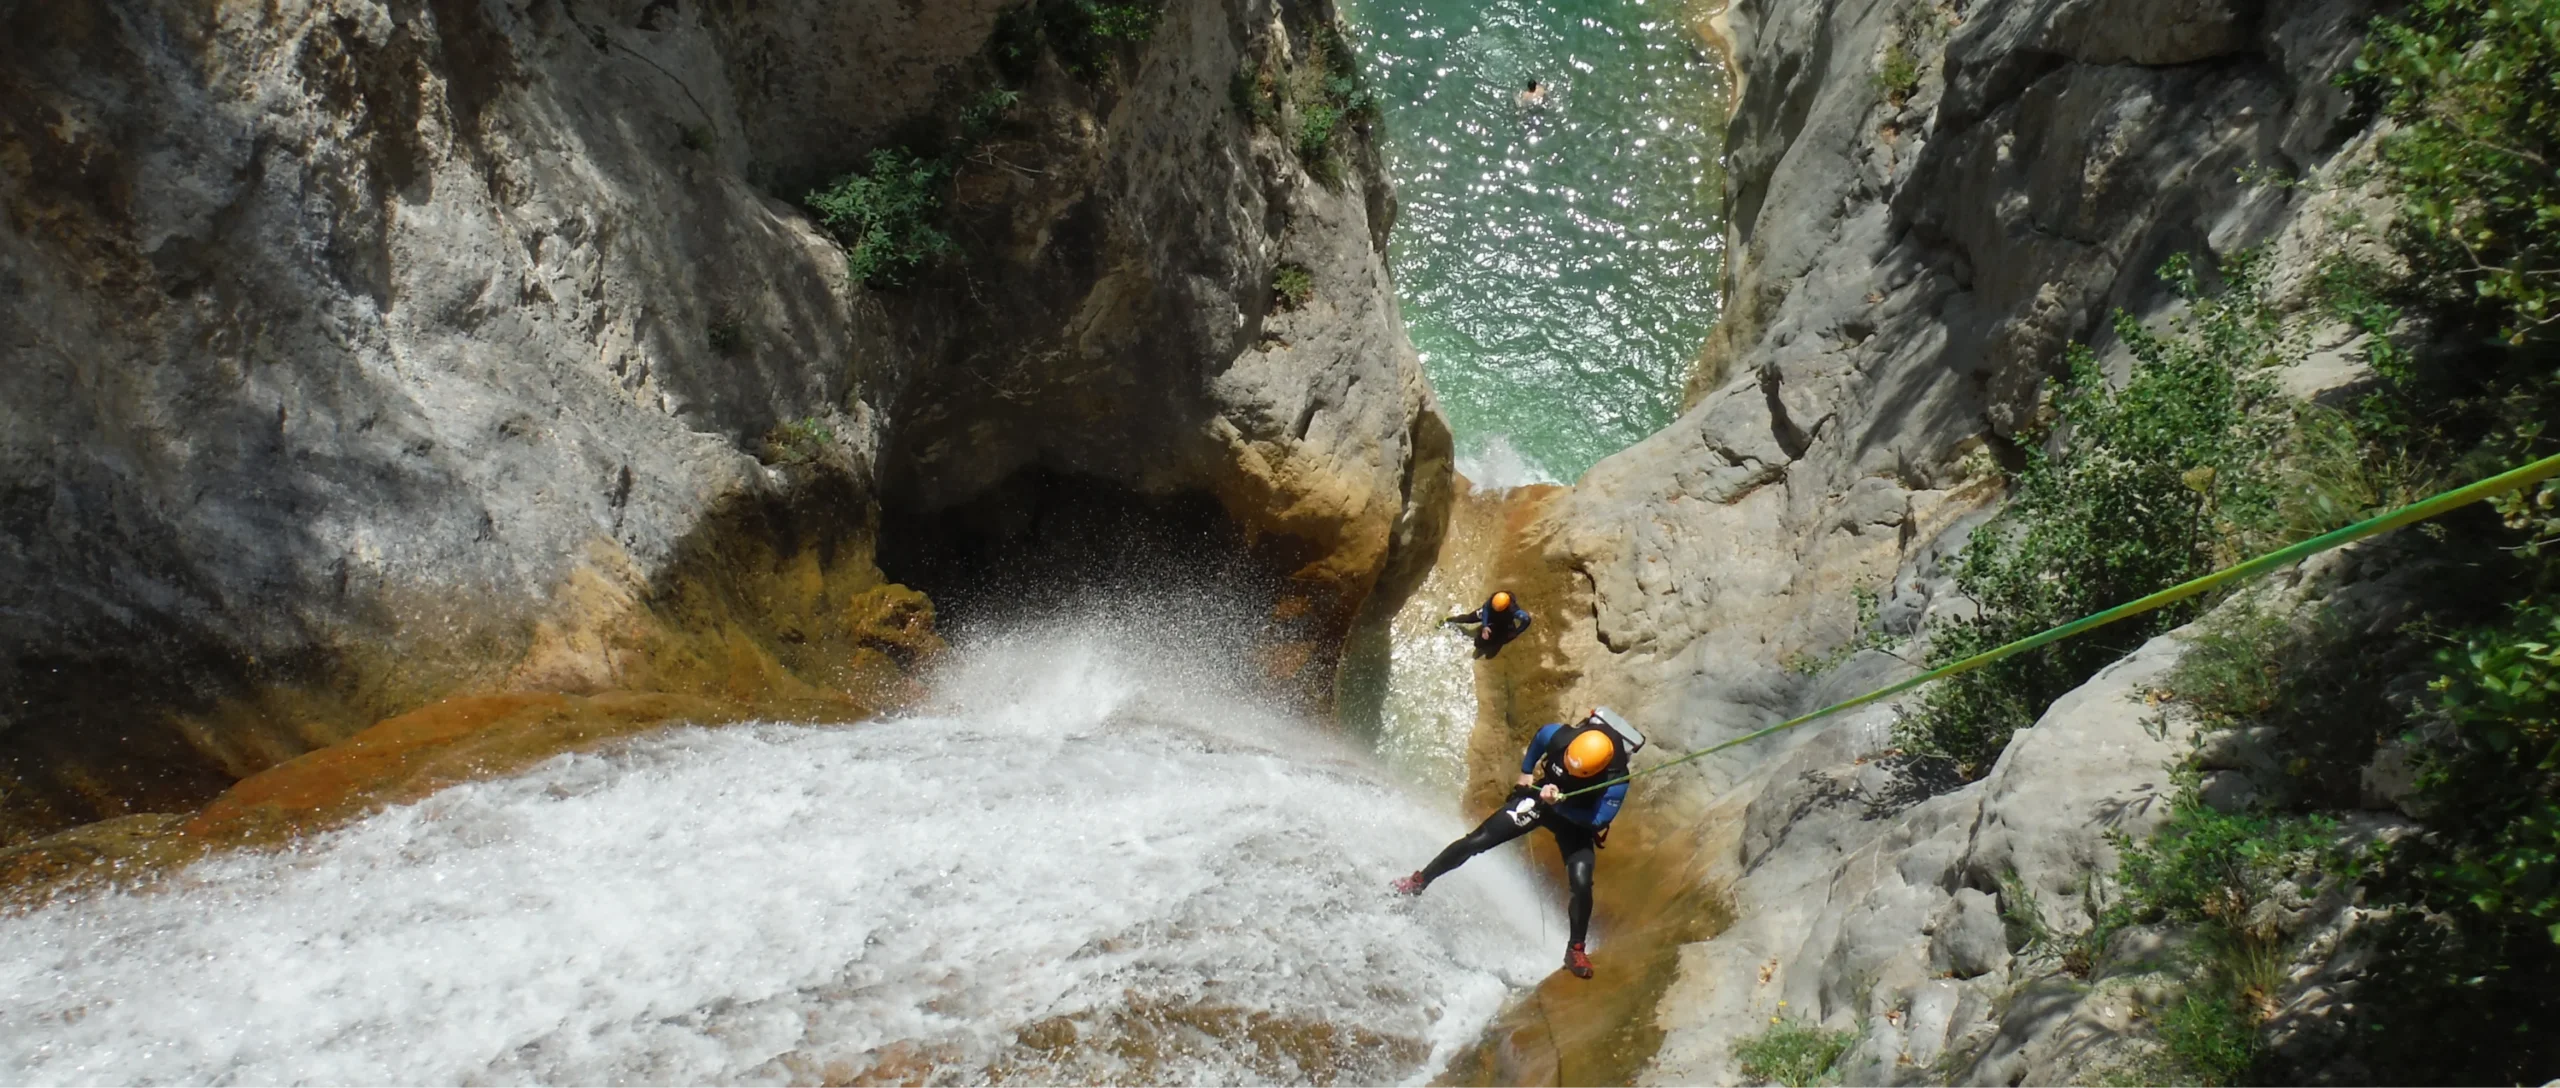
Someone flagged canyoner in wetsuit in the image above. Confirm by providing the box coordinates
[1444,590,1532,658]
[1392,708,1645,979]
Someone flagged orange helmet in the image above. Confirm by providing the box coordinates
[1490,590,1514,612]
[1562,729,1616,777]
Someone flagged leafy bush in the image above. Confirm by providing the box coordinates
[1731,1017,1855,1087]
[761,417,835,465]
[960,88,1021,138]
[1231,60,1280,128]
[2358,0,2560,347]
[2403,603,2560,942]
[1899,255,2288,773]
[2093,799,2338,1085]
[1039,0,1162,81]
[1284,24,1378,185]
[807,148,952,289]
[1875,42,1920,103]
[1270,262,1314,310]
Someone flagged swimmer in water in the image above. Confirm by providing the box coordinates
[1518,79,1547,107]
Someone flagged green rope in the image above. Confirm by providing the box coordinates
[1556,450,2560,801]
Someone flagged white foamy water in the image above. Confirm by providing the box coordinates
[1454,434,1563,491]
[0,631,1557,1085]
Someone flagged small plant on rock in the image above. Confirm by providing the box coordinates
[807,148,952,289]
[1732,1017,1856,1087]
[1875,41,1920,104]
[760,416,836,465]
[1271,262,1314,311]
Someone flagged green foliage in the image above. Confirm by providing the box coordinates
[761,417,835,465]
[1731,1018,1855,1087]
[1899,255,2288,773]
[2356,0,2560,347]
[2103,801,2336,939]
[960,88,1021,138]
[1271,262,1314,311]
[2093,799,2338,1085]
[1284,24,1378,185]
[807,148,952,289]
[2406,602,2560,941]
[1231,61,1280,128]
[1875,41,1920,103]
[1039,0,1163,81]
[2154,989,2261,1087]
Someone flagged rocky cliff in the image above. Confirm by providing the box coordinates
[0,0,1447,842]
[1442,0,2408,1081]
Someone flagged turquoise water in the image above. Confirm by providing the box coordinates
[1342,0,1727,484]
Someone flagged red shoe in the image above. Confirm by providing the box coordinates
[1563,943,1593,979]
[1391,871,1428,895]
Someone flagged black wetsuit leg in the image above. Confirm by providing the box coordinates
[1546,818,1599,945]
[1419,805,1538,883]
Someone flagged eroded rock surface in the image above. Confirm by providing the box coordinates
[1439,0,2403,1079]
[0,0,1446,841]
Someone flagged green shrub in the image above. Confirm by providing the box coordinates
[2358,0,2560,347]
[807,148,952,289]
[1899,254,2288,773]
[960,88,1021,138]
[1039,0,1162,81]
[1232,60,1280,128]
[1283,24,1378,184]
[2154,989,2260,1087]
[1731,1018,1855,1087]
[1875,41,1920,103]
[1271,262,1314,310]
[2402,602,2560,942]
[761,417,835,465]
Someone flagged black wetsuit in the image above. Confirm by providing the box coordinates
[1415,721,1632,946]
[1446,598,1533,658]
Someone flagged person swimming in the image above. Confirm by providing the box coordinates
[1518,79,1547,107]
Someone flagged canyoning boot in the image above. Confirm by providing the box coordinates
[1563,943,1593,979]
[1391,871,1428,896]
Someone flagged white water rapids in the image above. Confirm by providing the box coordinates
[0,626,1556,1085]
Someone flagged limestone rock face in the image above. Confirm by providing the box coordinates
[1646,634,2198,1086]
[1436,0,2400,1077]
[0,0,1445,840]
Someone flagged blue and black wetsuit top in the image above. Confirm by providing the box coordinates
[1454,598,1533,639]
[1524,721,1631,829]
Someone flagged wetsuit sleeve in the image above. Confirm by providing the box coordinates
[1521,724,1563,775]
[1446,605,1488,625]
[1593,779,1628,826]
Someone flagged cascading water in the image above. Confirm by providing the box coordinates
[0,621,1562,1085]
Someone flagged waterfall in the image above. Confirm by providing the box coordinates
[0,624,1560,1085]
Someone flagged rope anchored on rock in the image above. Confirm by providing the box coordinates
[1556,450,2560,801]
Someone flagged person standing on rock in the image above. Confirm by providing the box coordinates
[1444,590,1532,658]
[1392,707,1644,979]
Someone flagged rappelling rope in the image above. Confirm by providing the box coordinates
[1555,450,2560,801]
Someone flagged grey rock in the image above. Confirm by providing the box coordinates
[1929,888,2010,979]
[0,0,1446,837]
[2360,740,2419,814]
[2199,768,2261,813]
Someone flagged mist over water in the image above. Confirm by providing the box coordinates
[0,623,1559,1085]
[1343,0,1727,483]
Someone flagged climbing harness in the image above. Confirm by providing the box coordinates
[1557,450,2560,801]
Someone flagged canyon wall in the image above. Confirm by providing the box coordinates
[1448,0,2398,1081]
[0,0,1447,842]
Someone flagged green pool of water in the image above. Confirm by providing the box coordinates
[1341,0,1727,485]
